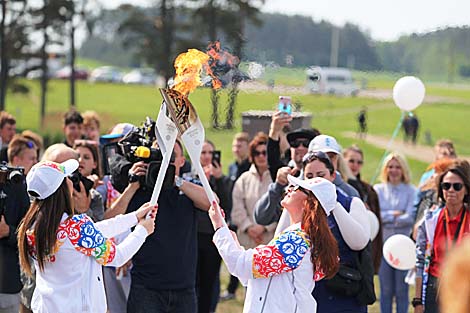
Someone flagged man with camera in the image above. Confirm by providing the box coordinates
[106,138,211,313]
[0,162,30,312]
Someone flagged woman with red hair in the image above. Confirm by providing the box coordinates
[210,176,339,313]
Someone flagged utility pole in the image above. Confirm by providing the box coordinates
[330,26,339,67]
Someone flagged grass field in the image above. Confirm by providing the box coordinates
[8,75,470,183]
[7,69,470,312]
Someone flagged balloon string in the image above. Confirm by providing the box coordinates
[370,111,406,185]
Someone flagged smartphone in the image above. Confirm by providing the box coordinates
[278,96,292,115]
[212,150,221,167]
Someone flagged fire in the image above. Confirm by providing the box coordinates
[173,49,210,95]
[171,41,240,95]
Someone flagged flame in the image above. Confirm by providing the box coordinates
[205,41,240,89]
[173,49,210,95]
[171,41,240,95]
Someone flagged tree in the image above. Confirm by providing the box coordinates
[0,0,29,111]
[223,0,264,129]
[118,2,199,83]
[29,0,74,128]
[65,0,101,109]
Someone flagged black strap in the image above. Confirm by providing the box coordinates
[443,208,466,248]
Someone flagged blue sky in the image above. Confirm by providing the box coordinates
[103,0,470,41]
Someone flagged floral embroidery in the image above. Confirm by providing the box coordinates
[252,228,311,278]
[26,214,116,265]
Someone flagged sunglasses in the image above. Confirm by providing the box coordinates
[348,159,363,165]
[253,150,267,157]
[441,182,464,191]
[290,139,310,148]
[288,184,310,196]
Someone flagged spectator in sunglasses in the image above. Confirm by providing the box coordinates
[309,134,360,198]
[232,133,277,250]
[8,135,38,175]
[374,152,416,313]
[266,109,319,181]
[343,145,383,273]
[415,159,470,313]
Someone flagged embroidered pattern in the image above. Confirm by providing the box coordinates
[40,161,66,174]
[27,214,116,265]
[252,228,311,278]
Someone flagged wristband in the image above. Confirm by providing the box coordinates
[411,297,423,307]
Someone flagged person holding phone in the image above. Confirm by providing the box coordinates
[192,140,232,313]
[278,96,292,116]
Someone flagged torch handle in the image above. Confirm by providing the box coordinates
[191,162,228,228]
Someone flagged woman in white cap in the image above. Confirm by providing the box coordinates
[17,159,157,313]
[209,175,339,313]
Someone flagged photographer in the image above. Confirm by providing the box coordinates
[0,162,30,312]
[105,136,211,313]
[42,144,101,218]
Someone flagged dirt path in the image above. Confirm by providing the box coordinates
[342,131,470,163]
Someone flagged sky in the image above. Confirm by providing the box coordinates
[103,0,470,41]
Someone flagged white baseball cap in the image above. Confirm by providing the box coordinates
[26,159,79,200]
[308,134,342,155]
[287,175,337,216]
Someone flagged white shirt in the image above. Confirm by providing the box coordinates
[213,223,318,313]
[275,199,370,251]
[27,213,147,313]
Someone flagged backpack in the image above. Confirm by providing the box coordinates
[354,241,376,305]
[331,191,376,305]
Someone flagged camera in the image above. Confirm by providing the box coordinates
[103,117,176,193]
[0,163,24,185]
[69,171,94,196]
[0,163,25,217]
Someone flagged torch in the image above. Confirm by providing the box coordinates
[148,96,179,207]
[160,87,227,227]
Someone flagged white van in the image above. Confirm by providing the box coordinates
[306,66,359,96]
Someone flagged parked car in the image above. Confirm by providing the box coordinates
[55,66,89,80]
[26,69,55,80]
[89,66,123,83]
[122,68,156,85]
[306,66,359,96]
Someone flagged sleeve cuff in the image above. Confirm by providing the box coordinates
[213,226,231,244]
[133,224,149,239]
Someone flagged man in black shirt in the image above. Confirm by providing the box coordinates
[0,172,30,312]
[111,140,210,313]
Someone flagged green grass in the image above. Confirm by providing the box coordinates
[8,70,466,313]
[8,76,470,184]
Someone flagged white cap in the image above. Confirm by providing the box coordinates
[287,175,337,216]
[26,159,79,200]
[308,134,342,155]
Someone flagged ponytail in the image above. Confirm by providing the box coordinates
[302,194,339,279]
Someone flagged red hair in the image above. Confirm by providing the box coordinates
[302,194,339,279]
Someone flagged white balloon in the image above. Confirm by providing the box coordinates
[366,210,380,241]
[382,234,416,270]
[392,76,426,111]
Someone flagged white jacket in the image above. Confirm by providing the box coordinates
[213,223,318,313]
[27,213,147,313]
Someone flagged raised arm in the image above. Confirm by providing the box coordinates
[179,178,211,211]
[332,198,370,251]
[254,167,290,225]
[67,210,156,267]
[210,204,310,285]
